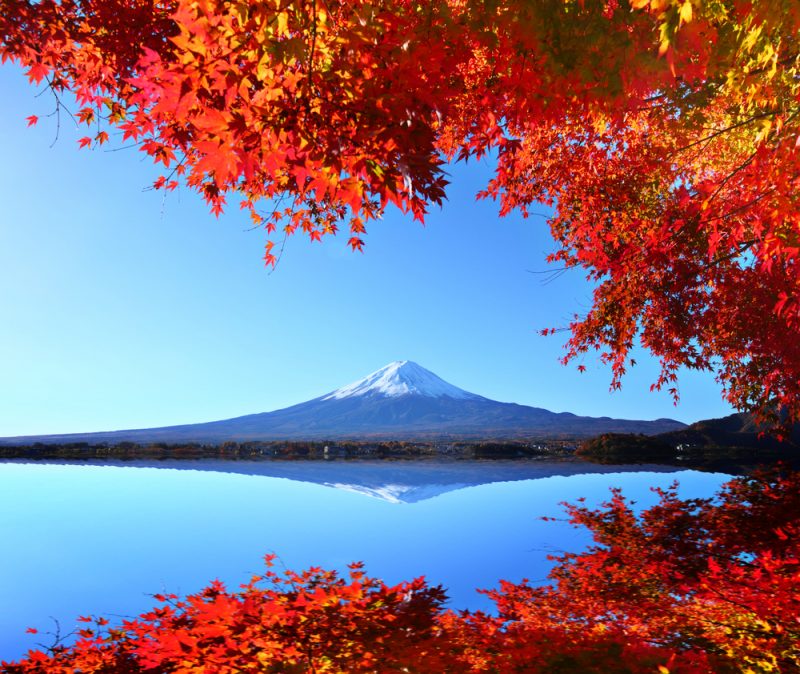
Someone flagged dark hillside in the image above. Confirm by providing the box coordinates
[578,413,800,470]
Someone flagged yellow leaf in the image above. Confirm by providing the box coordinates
[277,11,289,37]
[232,2,249,25]
[679,1,692,25]
[592,114,608,135]
[742,25,763,53]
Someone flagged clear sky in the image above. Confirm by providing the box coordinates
[0,65,734,437]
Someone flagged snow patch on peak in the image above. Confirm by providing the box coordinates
[325,482,469,504]
[323,361,483,401]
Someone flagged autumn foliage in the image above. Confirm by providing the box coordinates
[3,467,799,673]
[2,1,800,424]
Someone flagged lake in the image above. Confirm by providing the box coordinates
[0,459,732,662]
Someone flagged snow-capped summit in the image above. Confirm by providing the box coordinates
[322,360,484,401]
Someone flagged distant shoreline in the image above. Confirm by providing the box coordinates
[0,437,794,474]
[0,439,574,462]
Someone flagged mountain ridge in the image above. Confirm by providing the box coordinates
[0,361,686,444]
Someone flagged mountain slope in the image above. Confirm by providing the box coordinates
[576,412,800,468]
[658,412,800,450]
[0,361,686,444]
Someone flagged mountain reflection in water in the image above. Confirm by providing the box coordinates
[9,457,686,503]
[0,459,730,662]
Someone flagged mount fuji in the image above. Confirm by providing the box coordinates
[0,361,685,444]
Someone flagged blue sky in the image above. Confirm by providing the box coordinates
[0,65,733,436]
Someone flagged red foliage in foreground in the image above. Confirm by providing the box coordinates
[4,467,799,673]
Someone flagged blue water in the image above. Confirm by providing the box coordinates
[0,459,731,662]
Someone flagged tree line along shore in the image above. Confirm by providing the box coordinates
[2,432,798,472]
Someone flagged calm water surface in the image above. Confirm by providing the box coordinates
[0,459,731,661]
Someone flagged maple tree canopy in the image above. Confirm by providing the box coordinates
[2,0,800,427]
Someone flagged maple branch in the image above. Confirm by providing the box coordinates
[699,187,776,226]
[243,193,290,232]
[102,140,147,152]
[266,230,289,275]
[702,149,759,207]
[36,617,79,655]
[643,92,667,103]
[705,239,756,269]
[527,266,572,274]
[306,0,318,107]
[318,0,336,27]
[673,109,780,154]
[741,51,800,78]
[43,76,78,148]
[696,581,776,626]
[536,267,572,286]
